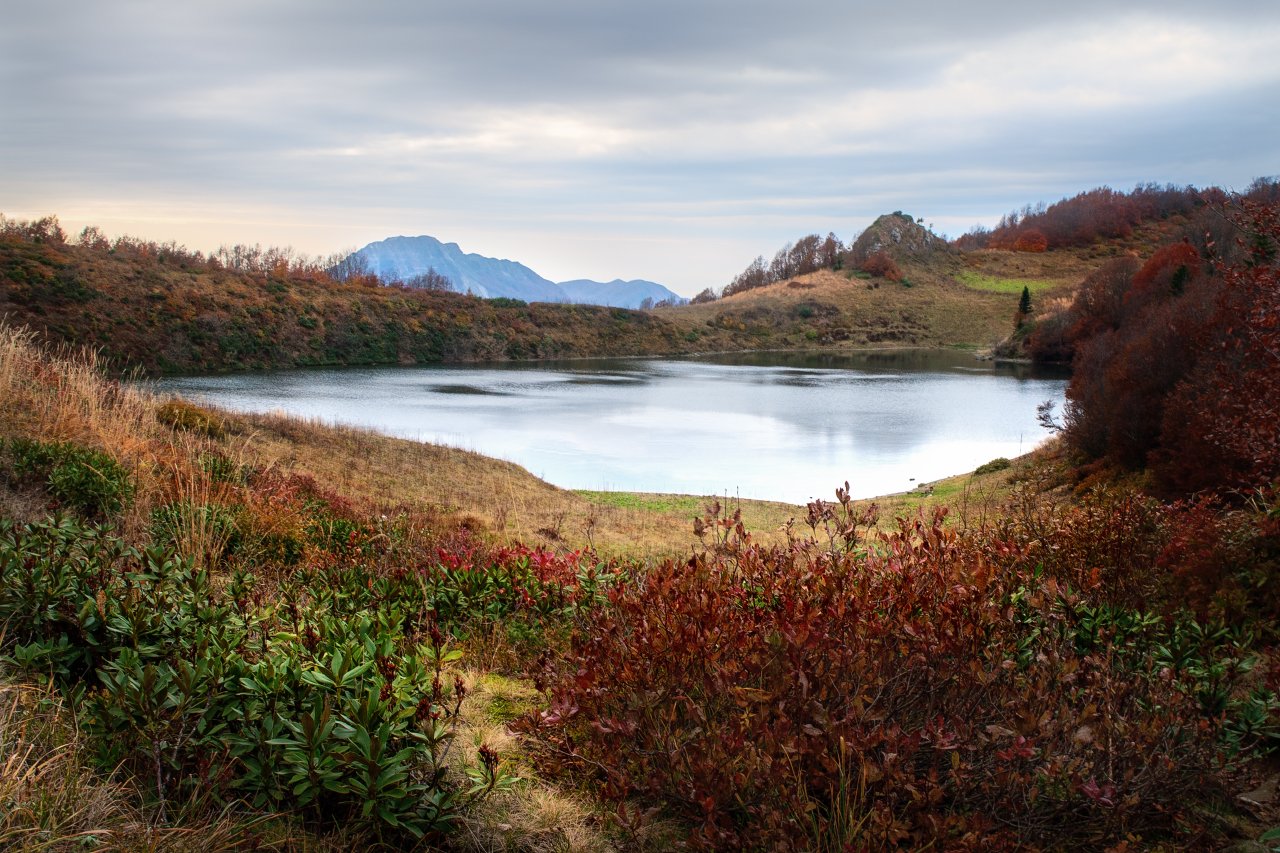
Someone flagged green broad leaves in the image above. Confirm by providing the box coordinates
[0,516,518,843]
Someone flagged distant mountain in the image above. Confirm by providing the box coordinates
[351,236,563,302]
[350,236,682,307]
[557,278,686,309]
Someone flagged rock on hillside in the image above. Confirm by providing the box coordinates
[850,212,950,262]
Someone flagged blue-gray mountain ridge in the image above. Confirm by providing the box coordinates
[350,235,685,308]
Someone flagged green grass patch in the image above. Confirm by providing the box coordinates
[957,271,1060,295]
[576,490,804,536]
[576,490,706,516]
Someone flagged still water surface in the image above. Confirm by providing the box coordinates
[154,351,1068,504]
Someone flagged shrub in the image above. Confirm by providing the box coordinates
[5,438,133,517]
[1012,229,1048,252]
[156,399,228,439]
[1060,200,1279,491]
[1152,202,1280,494]
[529,498,1235,850]
[858,250,902,281]
[0,517,522,843]
[974,457,1011,475]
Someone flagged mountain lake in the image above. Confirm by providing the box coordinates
[152,351,1069,504]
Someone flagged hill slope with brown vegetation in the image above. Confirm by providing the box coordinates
[669,204,1222,355]
[671,219,1169,353]
[1027,196,1280,501]
[0,211,1141,376]
[7,182,1277,379]
[0,218,702,374]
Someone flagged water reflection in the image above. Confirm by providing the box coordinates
[427,384,510,396]
[153,352,1068,503]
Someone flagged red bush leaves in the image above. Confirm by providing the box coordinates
[1060,200,1280,492]
[529,503,1228,850]
[859,250,903,281]
[1156,201,1280,493]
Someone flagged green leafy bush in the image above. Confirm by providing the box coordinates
[5,438,133,517]
[0,517,520,843]
[974,456,1011,475]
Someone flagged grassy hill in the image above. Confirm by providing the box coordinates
[0,231,699,374]
[667,202,1208,359]
[0,213,1182,375]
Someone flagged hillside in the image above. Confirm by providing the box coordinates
[0,232,701,374]
[670,210,1211,355]
[848,211,950,260]
[0,208,1210,376]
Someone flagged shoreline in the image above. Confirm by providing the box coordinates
[135,341,994,379]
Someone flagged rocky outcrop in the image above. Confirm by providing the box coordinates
[849,212,950,262]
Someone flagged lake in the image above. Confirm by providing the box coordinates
[153,351,1068,504]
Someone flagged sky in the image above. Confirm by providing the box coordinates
[2,1,1278,296]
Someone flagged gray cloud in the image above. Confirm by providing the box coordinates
[3,1,1278,292]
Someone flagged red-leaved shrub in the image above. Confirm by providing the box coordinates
[859,250,902,281]
[527,498,1229,850]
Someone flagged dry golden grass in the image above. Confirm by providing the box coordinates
[449,670,687,852]
[449,672,619,853]
[871,446,1062,529]
[670,263,1018,352]
[0,327,154,456]
[0,325,234,558]
[236,409,809,559]
[956,245,1115,288]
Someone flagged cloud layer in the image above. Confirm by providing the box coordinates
[3,1,1278,293]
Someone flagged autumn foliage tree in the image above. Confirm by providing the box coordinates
[1011,229,1048,252]
[1154,201,1280,493]
[1060,199,1280,493]
[955,184,1210,251]
[724,232,848,297]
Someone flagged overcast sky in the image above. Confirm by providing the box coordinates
[3,1,1278,295]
